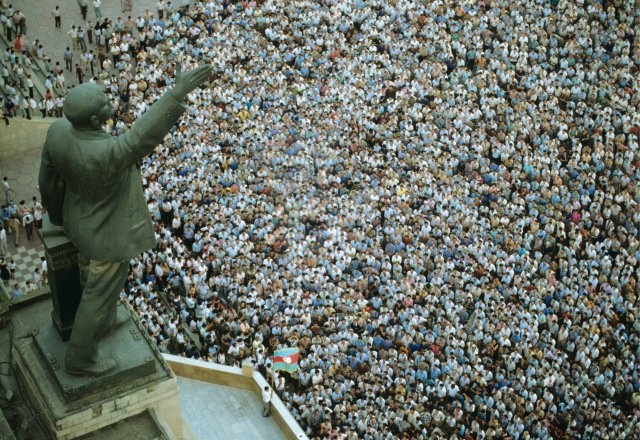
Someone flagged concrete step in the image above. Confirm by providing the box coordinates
[0,27,53,102]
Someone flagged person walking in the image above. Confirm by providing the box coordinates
[5,10,13,41]
[9,96,20,120]
[0,226,7,256]
[55,95,64,118]
[0,259,9,286]
[2,178,12,205]
[77,27,87,51]
[13,10,26,36]
[3,96,15,118]
[157,0,165,19]
[93,0,103,19]
[261,385,272,417]
[68,26,78,50]
[40,257,48,286]
[31,197,43,229]
[33,268,43,289]
[39,98,47,118]
[79,0,88,21]
[8,260,16,279]
[86,50,95,77]
[87,21,93,44]
[21,96,32,120]
[26,74,34,99]
[28,97,37,120]
[76,64,84,84]
[22,212,34,241]
[64,46,73,71]
[10,283,22,300]
[52,6,62,28]
[45,97,55,117]
[8,215,20,247]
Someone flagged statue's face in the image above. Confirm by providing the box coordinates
[64,83,116,130]
[94,93,114,126]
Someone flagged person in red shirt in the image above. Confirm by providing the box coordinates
[13,34,26,53]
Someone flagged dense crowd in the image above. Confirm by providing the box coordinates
[119,0,638,438]
[7,0,640,438]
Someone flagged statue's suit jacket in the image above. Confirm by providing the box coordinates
[39,91,186,262]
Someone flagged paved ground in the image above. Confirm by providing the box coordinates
[177,377,286,440]
[0,146,45,297]
[21,0,160,88]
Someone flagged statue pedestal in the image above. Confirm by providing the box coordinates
[12,304,187,439]
[37,215,82,341]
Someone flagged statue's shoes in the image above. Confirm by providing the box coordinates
[66,357,118,377]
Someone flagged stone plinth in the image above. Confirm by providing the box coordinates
[12,305,186,440]
[33,305,156,401]
[37,215,82,341]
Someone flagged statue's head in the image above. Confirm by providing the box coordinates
[63,83,114,131]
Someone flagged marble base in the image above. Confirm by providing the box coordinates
[12,305,186,439]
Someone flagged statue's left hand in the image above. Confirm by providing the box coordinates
[172,63,213,101]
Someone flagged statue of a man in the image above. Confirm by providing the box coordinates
[38,64,211,376]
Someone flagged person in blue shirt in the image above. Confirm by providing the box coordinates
[1,205,11,228]
[5,203,16,218]
[11,283,22,300]
[183,221,195,248]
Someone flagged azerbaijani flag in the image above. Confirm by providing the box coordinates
[273,347,300,373]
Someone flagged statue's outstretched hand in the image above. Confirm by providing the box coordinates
[172,63,212,100]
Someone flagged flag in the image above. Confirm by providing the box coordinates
[273,347,300,373]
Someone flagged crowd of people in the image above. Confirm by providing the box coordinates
[5,0,640,438]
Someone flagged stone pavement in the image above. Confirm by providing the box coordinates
[0,145,45,297]
[177,377,286,440]
[19,0,160,89]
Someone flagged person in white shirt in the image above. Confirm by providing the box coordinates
[26,75,34,99]
[33,268,43,288]
[22,212,35,240]
[67,26,78,50]
[261,385,272,417]
[157,0,165,19]
[93,0,102,19]
[0,226,7,256]
[30,196,43,228]
[52,6,61,28]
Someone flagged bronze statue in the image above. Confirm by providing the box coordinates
[39,64,212,376]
